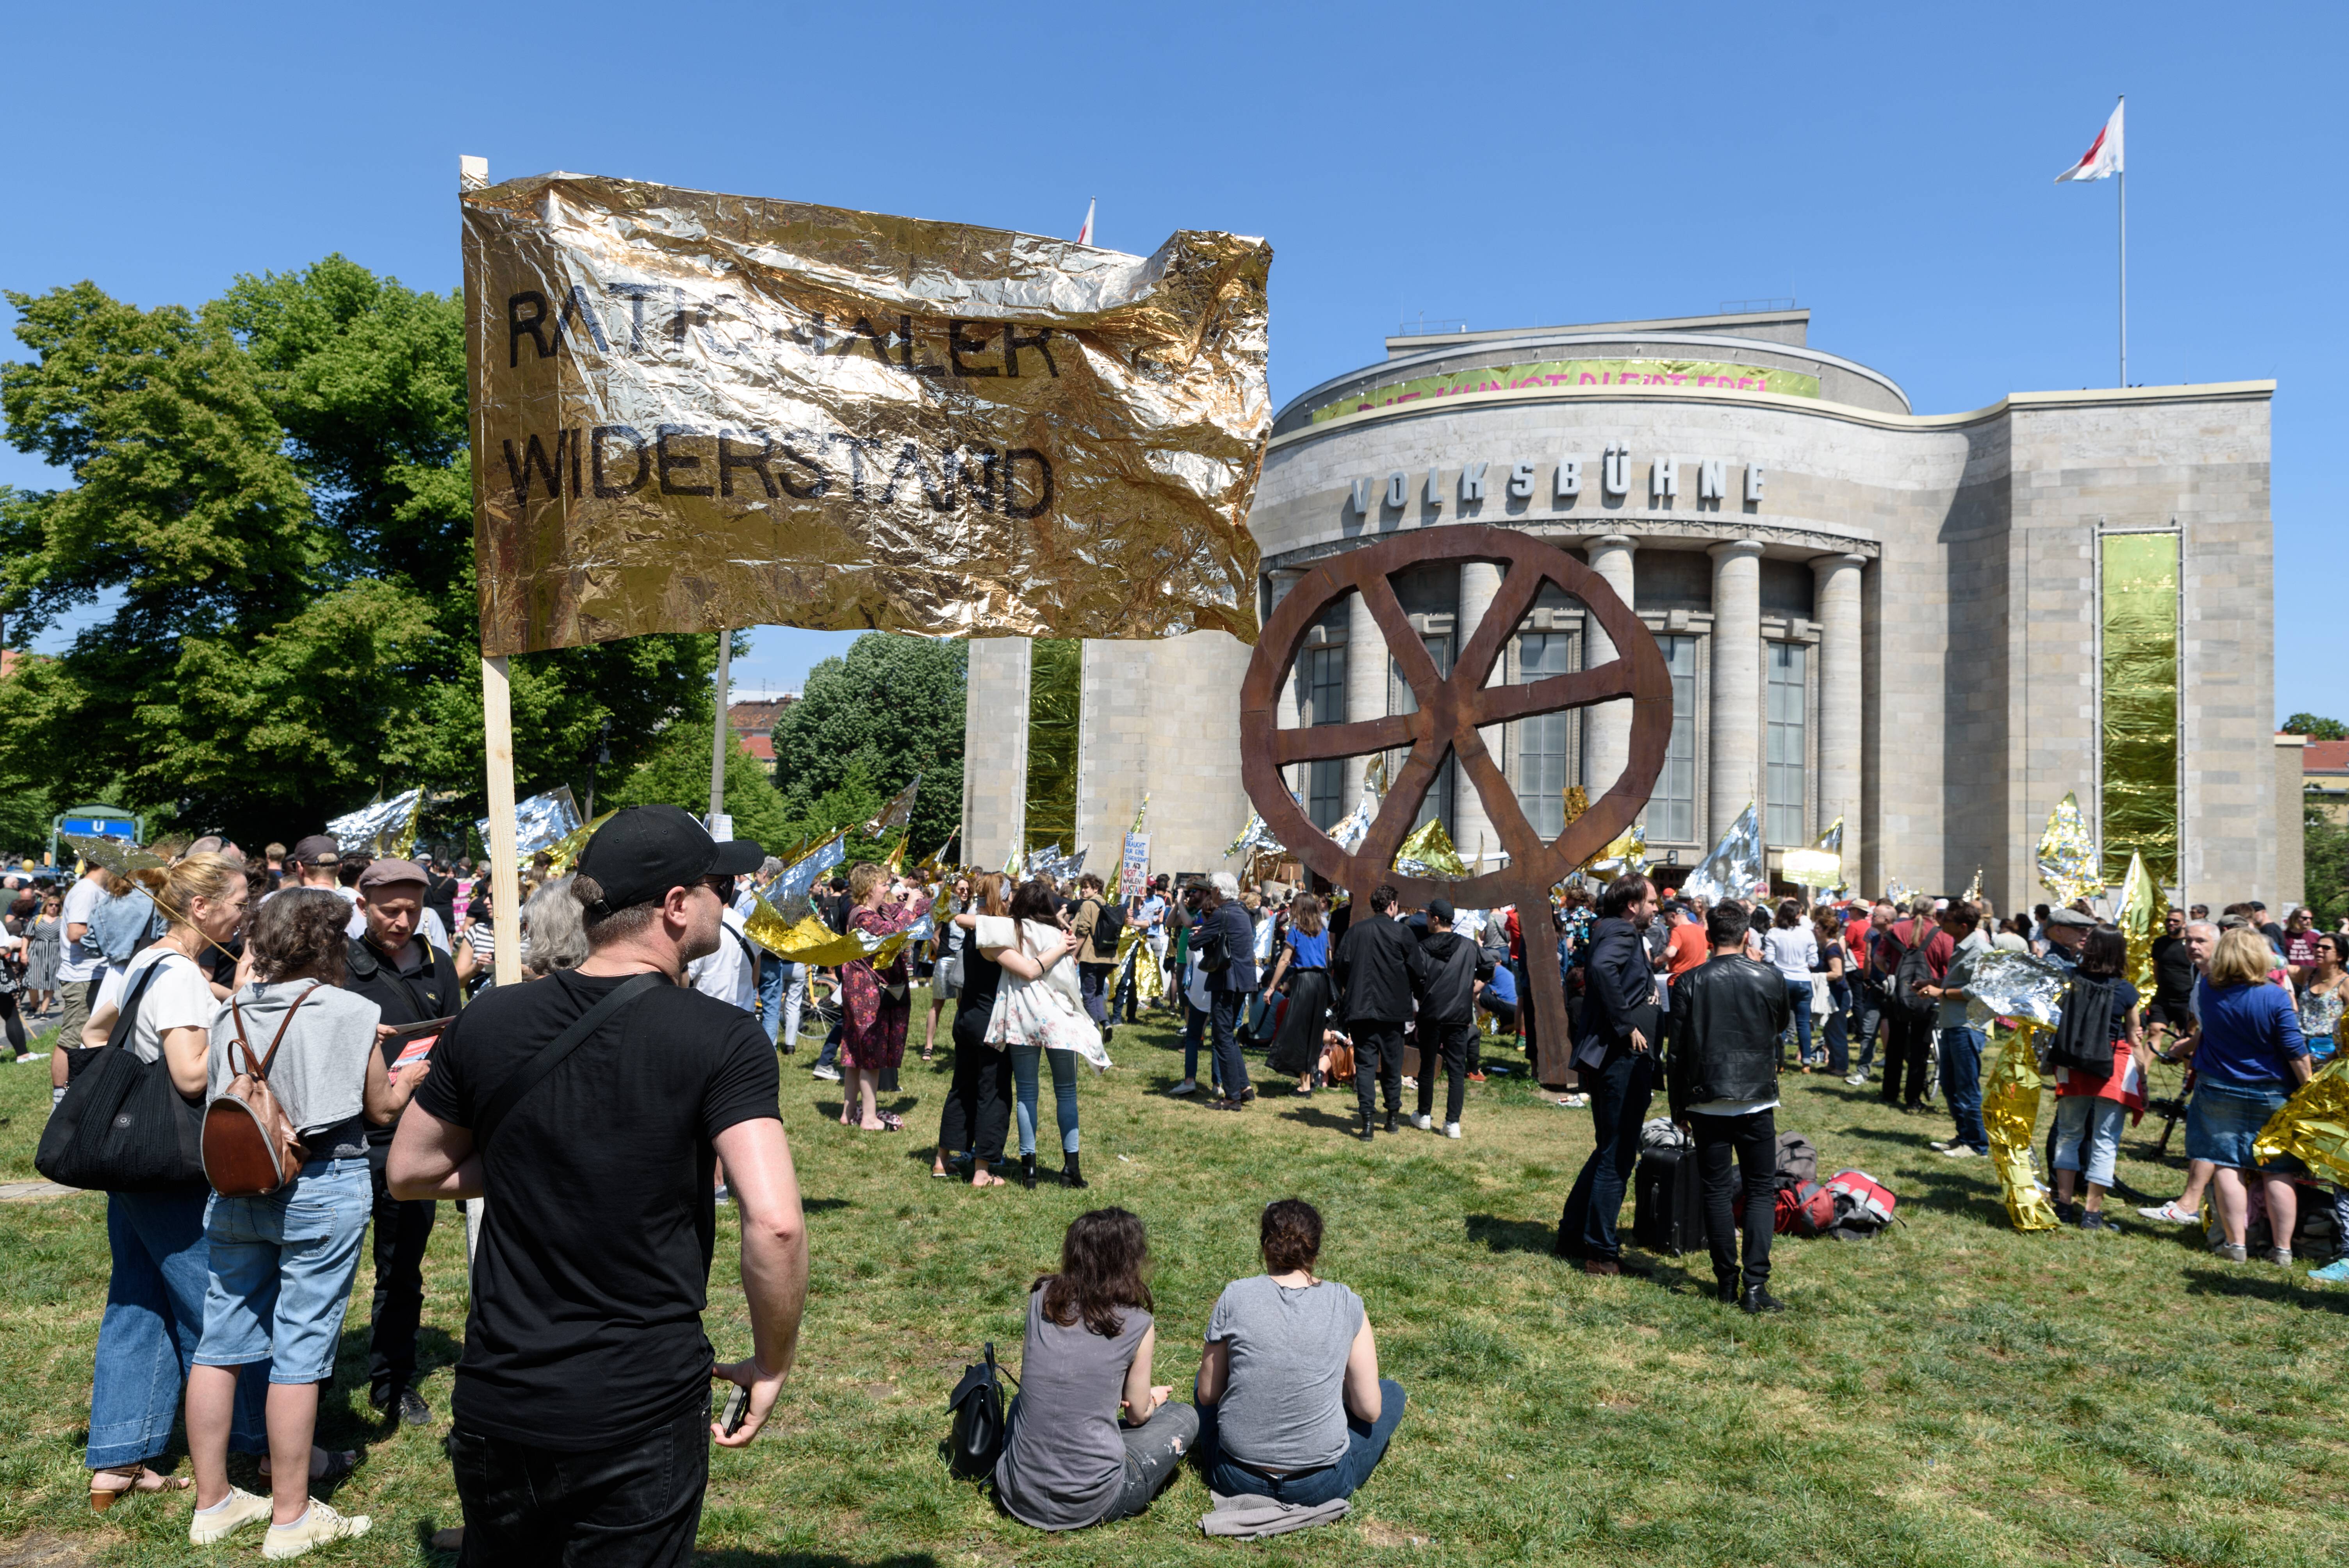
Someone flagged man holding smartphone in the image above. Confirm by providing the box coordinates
[345,858,463,1427]
[390,806,808,1567]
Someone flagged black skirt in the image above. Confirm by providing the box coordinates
[1268,969,1332,1076]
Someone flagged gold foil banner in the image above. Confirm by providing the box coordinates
[477,787,584,863]
[1113,922,1164,1005]
[2112,850,2162,1000]
[1024,639,1080,852]
[61,833,167,877]
[1964,950,2073,1031]
[462,173,1270,656]
[2100,532,2179,883]
[2036,791,2099,905]
[2252,1058,2349,1185]
[743,898,909,968]
[1985,1023,2060,1231]
[1780,848,1842,888]
[1393,818,1469,880]
[330,788,424,855]
[542,809,617,877]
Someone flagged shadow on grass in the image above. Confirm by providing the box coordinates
[1276,1103,1366,1137]
[2181,1264,2349,1313]
[1890,1168,2012,1228]
[1464,1213,1554,1255]
[698,1554,943,1567]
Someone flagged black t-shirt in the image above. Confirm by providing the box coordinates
[952,940,1003,1049]
[422,873,458,932]
[347,937,462,1150]
[412,969,781,1450]
[2149,934,2196,1009]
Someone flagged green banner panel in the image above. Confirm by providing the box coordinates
[1307,358,1820,424]
[2101,533,2179,884]
[1025,638,1082,853]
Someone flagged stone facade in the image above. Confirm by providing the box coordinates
[963,310,2284,910]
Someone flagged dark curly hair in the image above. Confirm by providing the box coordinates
[1260,1197,1323,1276]
[247,888,350,985]
[1035,1208,1153,1338]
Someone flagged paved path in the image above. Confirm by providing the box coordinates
[0,1181,84,1203]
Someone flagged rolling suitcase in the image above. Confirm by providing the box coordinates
[1632,1147,1709,1256]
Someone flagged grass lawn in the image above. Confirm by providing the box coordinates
[2,998,2345,1567]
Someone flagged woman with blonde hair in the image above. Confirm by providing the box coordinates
[838,861,931,1132]
[934,873,1016,1185]
[2187,926,2317,1263]
[72,855,268,1511]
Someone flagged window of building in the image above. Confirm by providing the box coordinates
[1302,643,1347,829]
[1765,640,1807,846]
[1646,635,1698,844]
[1513,625,1579,837]
[1389,632,1455,836]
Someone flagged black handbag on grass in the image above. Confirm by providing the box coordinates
[945,1342,1018,1480]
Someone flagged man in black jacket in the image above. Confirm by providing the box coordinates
[1556,873,1661,1273]
[1668,902,1793,1313]
[1334,883,1417,1140]
[345,859,465,1424]
[1202,873,1258,1111]
[1408,898,1484,1138]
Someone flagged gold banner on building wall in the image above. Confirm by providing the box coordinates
[462,174,1271,657]
[2100,532,2180,883]
[1025,639,1081,853]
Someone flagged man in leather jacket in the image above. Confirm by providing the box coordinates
[345,859,464,1425]
[1669,901,1794,1313]
[1556,873,1661,1273]
[1406,898,1486,1137]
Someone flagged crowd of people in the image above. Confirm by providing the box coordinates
[22,800,2349,1556]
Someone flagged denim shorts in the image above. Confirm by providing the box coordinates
[2183,1079,2292,1172]
[196,1157,372,1384]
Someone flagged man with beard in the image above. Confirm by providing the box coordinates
[1556,873,1662,1275]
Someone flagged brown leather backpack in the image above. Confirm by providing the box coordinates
[203,984,321,1197]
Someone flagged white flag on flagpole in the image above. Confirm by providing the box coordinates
[2055,99,2124,182]
[1076,197,1096,246]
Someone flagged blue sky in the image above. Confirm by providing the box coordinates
[3,0,2341,715]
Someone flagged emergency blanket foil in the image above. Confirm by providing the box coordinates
[462,173,1272,656]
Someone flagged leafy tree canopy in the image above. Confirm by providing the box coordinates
[772,633,966,858]
[2283,712,2347,742]
[0,258,713,850]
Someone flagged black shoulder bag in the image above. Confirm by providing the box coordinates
[473,972,665,1153]
[945,1341,1019,1480]
[37,961,207,1192]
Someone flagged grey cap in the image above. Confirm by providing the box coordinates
[2046,907,2098,929]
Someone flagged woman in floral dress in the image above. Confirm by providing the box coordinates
[839,862,932,1132]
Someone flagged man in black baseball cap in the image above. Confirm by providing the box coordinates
[389,802,802,1563]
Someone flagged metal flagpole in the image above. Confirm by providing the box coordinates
[709,628,732,829]
[2118,165,2128,387]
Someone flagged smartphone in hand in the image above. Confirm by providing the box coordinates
[720,1383,751,1437]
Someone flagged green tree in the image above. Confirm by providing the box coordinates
[2283,712,2347,741]
[0,259,713,846]
[772,634,966,856]
[606,715,795,854]
[2305,804,2349,929]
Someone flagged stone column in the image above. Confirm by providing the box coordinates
[1345,585,1388,806]
[1707,539,1765,845]
[1811,552,1866,865]
[1455,561,1503,868]
[1581,536,1638,800]
[1269,570,1306,797]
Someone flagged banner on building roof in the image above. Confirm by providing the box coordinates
[1306,358,1821,425]
[463,173,1272,656]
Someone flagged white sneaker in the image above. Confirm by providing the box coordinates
[1167,1080,1198,1096]
[263,1500,371,1559]
[1402,1075,1418,1089]
[1443,1122,1462,1139]
[1940,1145,1982,1160]
[2137,1202,2197,1224]
[1412,1114,1433,1131]
[810,1066,841,1082]
[1844,1073,1867,1086]
[189,1487,273,1546]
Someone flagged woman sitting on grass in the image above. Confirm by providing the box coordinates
[1194,1199,1404,1507]
[994,1208,1197,1531]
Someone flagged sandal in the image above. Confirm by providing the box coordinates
[878,1112,905,1131]
[89,1465,189,1510]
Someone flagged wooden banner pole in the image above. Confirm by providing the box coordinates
[465,153,524,992]
[709,628,731,828]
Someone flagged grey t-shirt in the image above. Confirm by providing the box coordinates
[1205,1275,1364,1472]
[994,1287,1151,1531]
[209,979,382,1152]
[1939,928,1990,1029]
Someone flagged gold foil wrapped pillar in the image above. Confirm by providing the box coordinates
[1024,639,1081,853]
[2100,533,2180,883]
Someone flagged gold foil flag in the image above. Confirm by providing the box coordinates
[743,896,909,968]
[543,810,617,877]
[1392,818,1469,880]
[2037,791,2099,903]
[330,788,424,855]
[1985,1023,2060,1231]
[871,776,920,836]
[462,173,1272,656]
[1561,785,1588,827]
[1581,823,1649,879]
[2112,850,2161,1000]
[2253,1058,2349,1185]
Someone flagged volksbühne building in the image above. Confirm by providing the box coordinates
[963,309,2292,911]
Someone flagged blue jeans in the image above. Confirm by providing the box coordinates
[1782,978,1814,1064]
[1210,990,1251,1100]
[1848,981,1886,1074]
[756,955,786,1041]
[1197,1379,1406,1506]
[1012,1044,1080,1157]
[1823,980,1850,1073]
[1558,1047,1656,1261]
[2052,1094,2127,1188]
[197,1158,372,1383]
[88,1189,269,1469]
[1182,1002,1210,1085]
[1937,1027,1987,1153]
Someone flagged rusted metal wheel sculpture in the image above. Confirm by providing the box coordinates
[1239,526,1673,1087]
